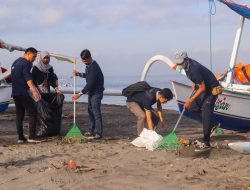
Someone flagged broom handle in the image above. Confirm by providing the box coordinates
[73,58,76,124]
[171,89,196,133]
[171,108,185,133]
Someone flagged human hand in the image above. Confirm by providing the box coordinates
[73,70,80,77]
[32,88,41,101]
[161,122,167,128]
[72,93,81,101]
[184,99,192,110]
[55,87,61,94]
[191,84,195,90]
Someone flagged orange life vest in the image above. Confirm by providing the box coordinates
[234,63,250,84]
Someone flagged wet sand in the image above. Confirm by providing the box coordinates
[0,102,250,190]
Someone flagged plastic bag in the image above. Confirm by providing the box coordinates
[36,100,52,137]
[131,128,163,151]
[36,93,64,137]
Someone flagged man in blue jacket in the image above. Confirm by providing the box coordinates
[72,49,104,139]
[11,47,41,143]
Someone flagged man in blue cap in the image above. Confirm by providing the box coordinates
[175,50,220,151]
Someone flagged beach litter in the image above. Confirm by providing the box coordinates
[179,138,190,146]
[50,160,95,173]
[214,128,224,136]
[68,160,77,170]
[197,169,207,176]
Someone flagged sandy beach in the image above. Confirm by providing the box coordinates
[0,102,250,190]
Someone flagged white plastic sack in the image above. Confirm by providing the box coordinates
[131,128,163,151]
[228,142,250,154]
[131,137,145,148]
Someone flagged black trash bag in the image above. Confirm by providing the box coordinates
[36,93,65,137]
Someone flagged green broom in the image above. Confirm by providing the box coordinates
[64,58,86,143]
[157,108,185,150]
[158,90,196,150]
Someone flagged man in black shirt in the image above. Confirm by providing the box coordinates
[11,47,41,143]
[126,87,173,136]
[175,51,220,151]
[72,49,104,139]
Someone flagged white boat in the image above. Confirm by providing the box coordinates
[0,68,12,112]
[0,81,12,112]
[172,81,250,132]
[140,0,250,132]
[0,39,26,112]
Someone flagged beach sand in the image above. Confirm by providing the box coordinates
[0,102,250,190]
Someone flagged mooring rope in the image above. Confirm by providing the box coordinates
[209,0,216,71]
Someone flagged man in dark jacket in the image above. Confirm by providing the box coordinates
[11,47,41,143]
[126,87,173,136]
[175,50,220,151]
[72,49,104,139]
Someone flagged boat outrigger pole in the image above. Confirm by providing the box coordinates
[140,55,176,81]
[140,55,186,82]
[225,16,245,85]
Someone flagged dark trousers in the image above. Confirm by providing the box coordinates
[87,92,103,136]
[189,94,217,144]
[13,95,37,139]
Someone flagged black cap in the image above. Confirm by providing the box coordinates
[80,49,91,59]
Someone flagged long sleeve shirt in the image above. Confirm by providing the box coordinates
[80,60,104,95]
[11,57,33,96]
[32,66,58,93]
[185,58,219,95]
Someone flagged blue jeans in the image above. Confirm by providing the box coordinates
[87,92,103,136]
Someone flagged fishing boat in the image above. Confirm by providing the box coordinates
[0,84,12,112]
[0,39,25,112]
[0,70,12,112]
[140,0,250,132]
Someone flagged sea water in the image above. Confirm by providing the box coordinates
[61,74,190,111]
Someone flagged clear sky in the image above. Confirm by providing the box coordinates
[0,0,249,77]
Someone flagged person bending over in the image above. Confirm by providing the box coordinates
[126,87,173,136]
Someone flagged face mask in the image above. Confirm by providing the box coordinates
[176,65,183,73]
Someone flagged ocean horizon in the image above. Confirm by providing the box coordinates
[61,74,191,111]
